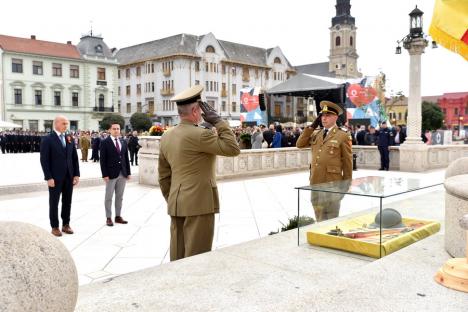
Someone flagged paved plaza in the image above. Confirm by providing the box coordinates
[0,152,446,286]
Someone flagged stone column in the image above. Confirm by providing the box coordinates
[404,38,427,144]
[399,38,429,172]
[138,136,161,186]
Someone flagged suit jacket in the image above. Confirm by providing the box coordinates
[158,120,240,217]
[40,132,80,181]
[100,136,131,179]
[296,126,353,185]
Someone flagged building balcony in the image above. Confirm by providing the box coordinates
[93,106,114,112]
[160,88,174,96]
[163,69,171,77]
[97,80,107,86]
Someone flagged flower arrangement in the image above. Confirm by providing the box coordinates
[149,125,165,136]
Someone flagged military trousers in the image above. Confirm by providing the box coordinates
[170,213,214,261]
[81,148,88,161]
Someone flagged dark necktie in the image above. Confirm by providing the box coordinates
[323,129,328,140]
[115,138,121,153]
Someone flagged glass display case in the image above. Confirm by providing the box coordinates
[295,176,443,258]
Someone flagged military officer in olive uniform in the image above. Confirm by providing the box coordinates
[296,101,353,221]
[158,85,240,261]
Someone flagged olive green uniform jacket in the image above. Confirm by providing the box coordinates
[296,126,353,184]
[158,120,240,217]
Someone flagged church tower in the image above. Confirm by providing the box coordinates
[328,0,361,78]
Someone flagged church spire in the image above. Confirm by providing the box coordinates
[332,0,355,26]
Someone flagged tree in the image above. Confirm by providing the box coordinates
[130,112,152,132]
[100,113,125,131]
[421,101,443,131]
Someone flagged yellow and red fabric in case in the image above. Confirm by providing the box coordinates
[429,0,468,60]
[307,214,440,258]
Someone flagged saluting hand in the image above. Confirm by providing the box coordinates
[199,101,222,125]
[309,113,322,130]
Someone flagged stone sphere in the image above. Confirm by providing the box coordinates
[0,222,78,312]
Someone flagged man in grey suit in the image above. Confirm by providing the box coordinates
[100,123,131,226]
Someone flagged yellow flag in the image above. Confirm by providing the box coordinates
[429,0,468,60]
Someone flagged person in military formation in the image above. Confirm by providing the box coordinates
[376,121,393,171]
[158,85,240,261]
[79,132,91,162]
[296,101,353,222]
[0,130,43,154]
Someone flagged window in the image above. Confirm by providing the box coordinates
[72,92,79,106]
[98,94,104,108]
[126,85,131,96]
[70,121,78,131]
[205,62,209,72]
[206,81,209,91]
[118,87,121,96]
[54,91,61,106]
[70,65,79,78]
[35,90,42,105]
[274,57,282,64]
[151,63,154,73]
[14,89,22,104]
[265,71,269,80]
[137,84,141,95]
[151,82,154,92]
[195,61,200,72]
[210,81,213,91]
[126,68,130,78]
[232,84,236,95]
[44,120,53,132]
[443,108,447,115]
[221,101,226,111]
[232,102,237,112]
[336,36,341,46]
[455,108,459,115]
[255,69,259,79]
[350,36,354,46]
[118,69,121,79]
[398,112,402,120]
[95,45,103,53]
[28,120,39,131]
[286,105,291,116]
[33,61,43,75]
[97,67,106,80]
[52,63,62,77]
[12,59,23,73]
[126,103,131,113]
[118,101,121,112]
[222,64,226,75]
[274,103,281,116]
[465,106,468,115]
[136,66,141,76]
[205,45,215,53]
[195,80,200,85]
[148,101,154,114]
[137,102,142,113]
[232,67,236,76]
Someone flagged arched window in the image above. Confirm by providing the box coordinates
[350,36,354,46]
[205,45,215,53]
[95,45,103,53]
[335,36,341,47]
[99,94,104,109]
[274,57,282,64]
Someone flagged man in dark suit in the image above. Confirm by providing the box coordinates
[100,123,131,226]
[40,116,80,237]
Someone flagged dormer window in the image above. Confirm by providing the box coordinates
[274,57,282,64]
[95,45,103,53]
[205,45,215,53]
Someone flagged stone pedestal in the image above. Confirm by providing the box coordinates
[399,143,429,172]
[0,222,78,312]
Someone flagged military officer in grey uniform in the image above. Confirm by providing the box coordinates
[296,101,353,221]
[158,85,240,261]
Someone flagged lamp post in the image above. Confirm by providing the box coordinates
[395,6,429,144]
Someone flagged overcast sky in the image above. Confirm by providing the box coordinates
[1,0,466,96]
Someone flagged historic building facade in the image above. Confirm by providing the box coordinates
[437,92,468,130]
[0,33,118,131]
[116,33,295,126]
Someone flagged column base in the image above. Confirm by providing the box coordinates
[399,143,429,172]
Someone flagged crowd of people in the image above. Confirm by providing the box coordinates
[0,129,142,166]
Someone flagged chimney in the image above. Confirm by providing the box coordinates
[31,35,36,40]
[67,41,72,45]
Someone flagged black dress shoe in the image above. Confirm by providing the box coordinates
[115,216,128,224]
[106,218,114,226]
[378,168,384,170]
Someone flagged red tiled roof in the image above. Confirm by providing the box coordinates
[0,34,81,59]
[441,92,468,99]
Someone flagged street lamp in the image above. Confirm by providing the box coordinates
[395,6,437,144]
